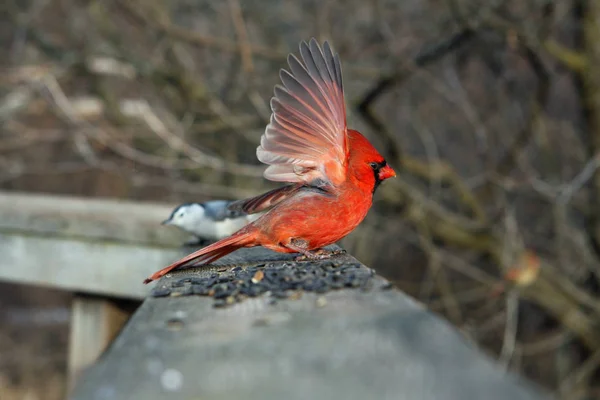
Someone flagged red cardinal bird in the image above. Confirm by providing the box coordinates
[144,39,396,284]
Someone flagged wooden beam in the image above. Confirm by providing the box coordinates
[0,191,193,299]
[0,232,186,299]
[69,248,551,400]
[67,295,130,391]
[0,191,188,247]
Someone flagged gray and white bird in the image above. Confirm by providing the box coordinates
[162,201,261,245]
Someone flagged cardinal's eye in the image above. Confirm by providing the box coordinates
[369,162,378,169]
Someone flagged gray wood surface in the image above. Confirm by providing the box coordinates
[0,191,191,299]
[0,191,186,246]
[70,247,551,400]
[67,295,129,390]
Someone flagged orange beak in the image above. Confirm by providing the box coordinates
[378,164,396,181]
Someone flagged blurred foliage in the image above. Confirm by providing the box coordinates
[2,0,600,398]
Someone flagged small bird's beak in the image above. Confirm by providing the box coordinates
[161,219,171,225]
[378,164,396,181]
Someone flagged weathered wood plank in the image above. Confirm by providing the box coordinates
[67,295,130,390]
[0,232,189,299]
[69,248,551,400]
[0,191,192,299]
[0,191,188,246]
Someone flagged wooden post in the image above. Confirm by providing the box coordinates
[67,295,130,391]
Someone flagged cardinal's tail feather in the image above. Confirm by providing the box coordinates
[143,231,254,284]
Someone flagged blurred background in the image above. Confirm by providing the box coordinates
[2,0,600,398]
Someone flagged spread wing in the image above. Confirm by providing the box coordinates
[256,38,349,187]
[227,184,304,215]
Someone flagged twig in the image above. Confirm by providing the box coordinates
[227,0,254,74]
[544,39,587,72]
[527,152,600,206]
[427,285,496,310]
[436,248,499,286]
[116,0,284,60]
[519,331,569,356]
[557,153,600,205]
[493,40,550,177]
[400,156,487,223]
[226,0,270,121]
[40,74,100,166]
[38,73,265,177]
[356,28,476,163]
[515,264,600,351]
[0,161,100,184]
[498,290,520,369]
[9,0,52,63]
[358,28,476,119]
[409,110,443,199]
[0,124,66,152]
[573,0,600,270]
[384,176,600,351]
[119,99,264,177]
[416,221,464,323]
[559,347,600,397]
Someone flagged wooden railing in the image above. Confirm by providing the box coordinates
[0,191,191,389]
[0,191,550,400]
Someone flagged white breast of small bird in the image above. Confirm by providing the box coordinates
[217,213,265,238]
[212,217,251,239]
[186,215,253,239]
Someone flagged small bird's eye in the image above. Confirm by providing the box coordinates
[369,162,378,169]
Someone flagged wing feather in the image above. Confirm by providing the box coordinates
[256,38,348,186]
[227,184,304,215]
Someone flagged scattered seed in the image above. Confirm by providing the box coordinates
[288,291,303,300]
[151,259,374,308]
[315,296,327,308]
[251,270,264,283]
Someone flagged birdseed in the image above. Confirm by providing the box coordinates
[150,259,378,308]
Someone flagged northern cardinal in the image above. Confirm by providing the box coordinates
[144,39,396,284]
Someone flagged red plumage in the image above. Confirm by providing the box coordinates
[144,39,396,284]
